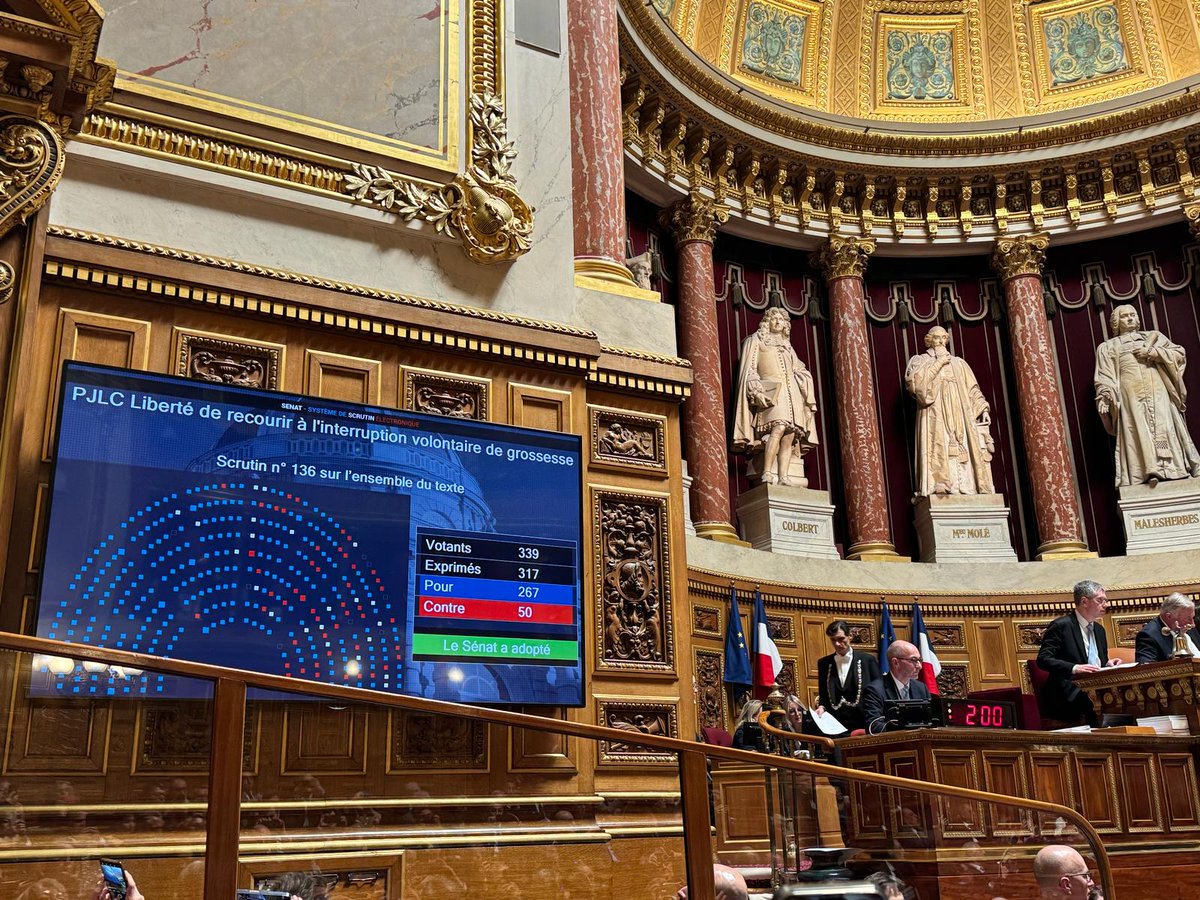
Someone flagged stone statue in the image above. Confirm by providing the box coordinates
[1094,304,1200,487]
[626,252,653,291]
[732,307,818,486]
[905,326,995,496]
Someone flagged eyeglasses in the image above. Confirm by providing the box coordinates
[1061,870,1094,882]
[899,656,922,664]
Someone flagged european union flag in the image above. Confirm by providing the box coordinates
[723,586,752,692]
[879,601,897,674]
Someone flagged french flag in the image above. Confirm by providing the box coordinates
[911,600,941,695]
[751,590,783,700]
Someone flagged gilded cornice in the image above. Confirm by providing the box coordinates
[1186,202,1200,239]
[814,235,875,279]
[991,231,1049,280]
[659,191,729,244]
[0,117,64,239]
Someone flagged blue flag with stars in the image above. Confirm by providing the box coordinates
[723,585,752,691]
[879,601,897,674]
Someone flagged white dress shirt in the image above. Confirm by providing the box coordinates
[835,648,854,685]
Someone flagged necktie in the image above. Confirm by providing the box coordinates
[1086,624,1101,666]
[900,683,909,700]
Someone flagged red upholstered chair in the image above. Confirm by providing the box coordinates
[701,726,733,747]
[1025,658,1055,728]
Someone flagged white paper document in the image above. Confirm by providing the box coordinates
[811,709,848,736]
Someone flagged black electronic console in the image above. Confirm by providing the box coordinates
[882,698,936,730]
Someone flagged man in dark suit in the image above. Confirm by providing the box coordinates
[1136,592,1200,662]
[1037,580,1123,726]
[862,640,931,733]
[815,619,881,733]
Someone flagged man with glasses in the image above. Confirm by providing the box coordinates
[1036,580,1123,726]
[1135,592,1200,662]
[1034,844,1101,899]
[862,640,931,733]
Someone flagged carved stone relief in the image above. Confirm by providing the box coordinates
[403,367,490,420]
[693,605,721,637]
[389,709,487,770]
[594,491,674,673]
[589,407,667,472]
[937,663,969,698]
[597,699,677,764]
[695,650,726,730]
[176,331,281,390]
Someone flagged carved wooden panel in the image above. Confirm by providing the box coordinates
[281,704,368,774]
[1074,753,1122,833]
[970,620,1014,684]
[510,382,572,432]
[847,621,875,646]
[1030,752,1076,833]
[174,328,283,389]
[1117,752,1163,833]
[3,678,110,775]
[508,706,576,772]
[981,751,1034,836]
[884,753,929,840]
[402,366,489,420]
[846,758,888,839]
[695,650,726,730]
[588,405,666,473]
[1112,613,1149,647]
[241,853,402,900]
[767,614,795,645]
[931,750,985,837]
[593,489,674,673]
[1158,753,1200,830]
[1014,620,1049,652]
[46,308,152,457]
[926,622,965,650]
[304,349,381,404]
[776,658,797,697]
[135,702,259,773]
[595,698,677,765]
[693,604,720,637]
[937,663,969,698]
[388,709,487,771]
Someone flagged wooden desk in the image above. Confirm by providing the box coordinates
[839,727,1200,899]
[1076,658,1200,733]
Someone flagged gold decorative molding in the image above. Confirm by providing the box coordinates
[814,235,876,280]
[0,260,15,304]
[174,329,283,391]
[589,406,668,473]
[402,367,491,420]
[659,190,729,244]
[991,231,1050,280]
[1186,202,1200,239]
[0,116,64,241]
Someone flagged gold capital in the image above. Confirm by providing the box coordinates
[1186,203,1200,241]
[992,232,1050,281]
[813,235,875,280]
[659,191,729,245]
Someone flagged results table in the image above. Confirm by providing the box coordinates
[411,527,580,664]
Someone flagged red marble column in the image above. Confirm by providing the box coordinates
[568,0,636,288]
[660,193,740,542]
[991,233,1092,559]
[814,237,904,561]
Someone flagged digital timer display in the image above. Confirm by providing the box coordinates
[943,698,1017,729]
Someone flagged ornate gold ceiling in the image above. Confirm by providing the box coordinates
[653,0,1195,123]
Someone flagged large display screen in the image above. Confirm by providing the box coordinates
[35,362,584,705]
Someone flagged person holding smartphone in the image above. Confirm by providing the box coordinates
[93,862,144,900]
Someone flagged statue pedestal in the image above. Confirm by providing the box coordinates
[736,484,840,559]
[913,494,1018,563]
[1118,478,1200,554]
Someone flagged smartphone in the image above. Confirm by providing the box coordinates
[99,859,127,900]
[236,891,292,900]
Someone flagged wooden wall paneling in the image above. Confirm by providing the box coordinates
[593,695,678,766]
[587,404,667,475]
[280,703,368,775]
[692,604,721,638]
[1,647,111,775]
[1117,751,1164,833]
[694,649,727,731]
[303,349,381,404]
[508,706,578,772]
[801,615,829,679]
[241,852,403,900]
[1073,753,1122,833]
[969,619,1015,685]
[25,482,47,574]
[172,327,285,391]
[401,366,490,421]
[884,751,931,841]
[712,767,770,859]
[981,750,1034,836]
[931,749,986,838]
[387,708,488,773]
[845,757,888,839]
[509,382,573,433]
[44,308,152,458]
[1029,752,1077,831]
[1157,753,1200,830]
